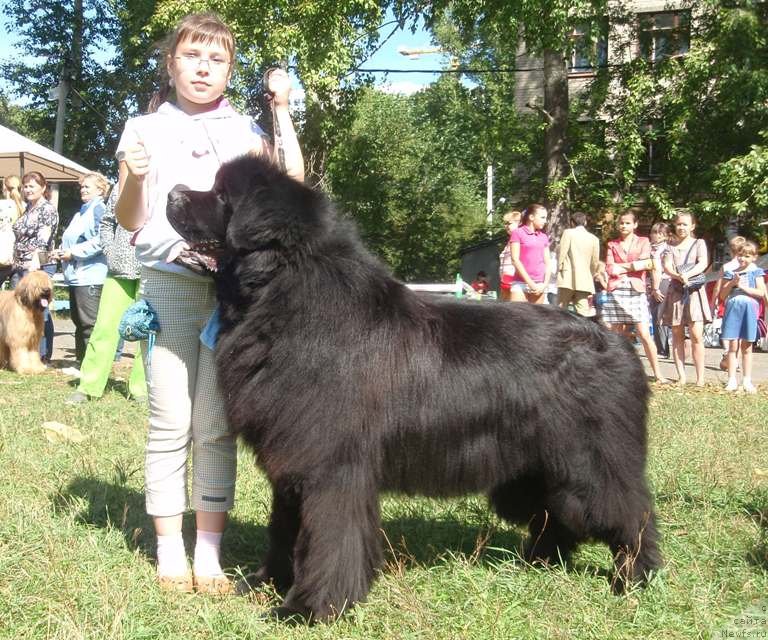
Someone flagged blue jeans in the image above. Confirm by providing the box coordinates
[11,267,55,361]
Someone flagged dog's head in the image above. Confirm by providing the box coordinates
[166,154,329,272]
[16,270,53,311]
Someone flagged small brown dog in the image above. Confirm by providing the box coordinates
[0,270,53,374]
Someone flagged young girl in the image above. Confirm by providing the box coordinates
[712,236,746,371]
[604,212,667,382]
[648,221,671,358]
[508,204,550,304]
[115,13,304,593]
[718,241,765,393]
[662,210,712,386]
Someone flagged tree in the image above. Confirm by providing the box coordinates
[325,83,487,281]
[415,0,620,246]
[0,0,161,178]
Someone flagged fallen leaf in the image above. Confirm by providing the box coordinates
[42,421,86,444]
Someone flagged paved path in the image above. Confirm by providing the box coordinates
[51,316,768,385]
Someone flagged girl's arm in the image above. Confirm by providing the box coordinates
[605,242,621,277]
[264,69,304,181]
[663,250,683,282]
[718,275,738,302]
[541,245,551,293]
[509,240,536,290]
[685,239,709,278]
[738,273,766,300]
[115,143,149,232]
[711,268,725,310]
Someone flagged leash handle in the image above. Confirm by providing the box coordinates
[263,68,287,172]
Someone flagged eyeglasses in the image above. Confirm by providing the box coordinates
[175,53,231,72]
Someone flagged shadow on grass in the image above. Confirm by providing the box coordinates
[53,477,618,587]
[53,476,532,572]
[53,476,271,569]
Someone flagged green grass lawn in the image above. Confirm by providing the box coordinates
[1,368,767,639]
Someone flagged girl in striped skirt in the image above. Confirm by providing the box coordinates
[604,212,668,383]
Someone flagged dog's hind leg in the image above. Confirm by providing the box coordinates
[239,479,301,595]
[274,467,382,622]
[489,476,580,565]
[606,502,662,593]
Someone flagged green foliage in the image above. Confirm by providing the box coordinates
[326,82,487,281]
[581,0,768,229]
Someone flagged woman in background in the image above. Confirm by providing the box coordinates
[12,171,58,363]
[53,172,109,364]
[662,210,712,386]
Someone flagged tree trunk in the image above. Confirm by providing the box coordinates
[542,48,569,252]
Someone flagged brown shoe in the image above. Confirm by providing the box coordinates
[194,573,234,595]
[157,571,194,593]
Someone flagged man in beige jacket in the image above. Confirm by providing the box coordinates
[557,212,600,317]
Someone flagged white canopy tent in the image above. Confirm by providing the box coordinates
[0,124,91,183]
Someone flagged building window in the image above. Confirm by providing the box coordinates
[639,11,690,63]
[568,20,608,73]
[638,126,668,179]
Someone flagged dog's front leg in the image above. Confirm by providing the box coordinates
[11,347,46,374]
[273,467,382,622]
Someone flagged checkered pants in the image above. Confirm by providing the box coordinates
[140,268,236,516]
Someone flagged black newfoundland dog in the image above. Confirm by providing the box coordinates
[167,155,661,621]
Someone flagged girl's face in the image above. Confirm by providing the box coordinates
[79,177,102,203]
[168,37,232,114]
[531,209,548,230]
[737,251,756,270]
[22,179,44,204]
[618,215,637,238]
[650,230,665,245]
[674,215,694,240]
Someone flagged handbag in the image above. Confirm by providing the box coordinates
[674,241,706,291]
[119,299,160,379]
[119,299,159,341]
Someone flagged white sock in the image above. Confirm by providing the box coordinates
[156,533,188,577]
[193,530,224,577]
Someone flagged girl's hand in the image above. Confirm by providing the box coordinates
[266,68,291,108]
[120,142,150,181]
[653,289,665,302]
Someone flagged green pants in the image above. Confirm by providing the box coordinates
[77,276,146,399]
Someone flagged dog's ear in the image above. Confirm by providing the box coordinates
[15,278,33,308]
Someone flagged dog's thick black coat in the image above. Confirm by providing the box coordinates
[167,156,661,621]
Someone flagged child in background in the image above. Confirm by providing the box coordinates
[648,222,671,358]
[718,241,765,393]
[471,271,490,294]
[712,236,746,371]
[115,13,303,593]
